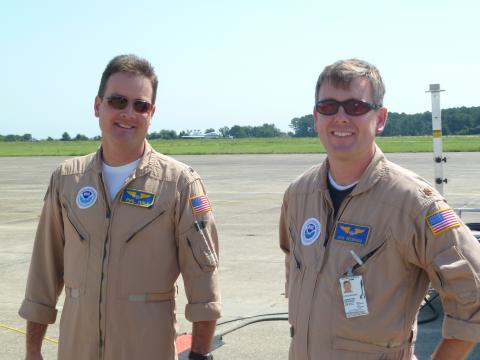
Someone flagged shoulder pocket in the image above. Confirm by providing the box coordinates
[433,246,479,305]
[185,224,218,271]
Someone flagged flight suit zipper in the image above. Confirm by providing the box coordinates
[97,169,147,359]
[308,193,353,359]
[98,173,111,360]
[323,195,353,248]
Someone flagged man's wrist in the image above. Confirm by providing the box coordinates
[188,350,213,360]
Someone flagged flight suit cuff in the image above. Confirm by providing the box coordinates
[443,315,480,342]
[185,302,222,322]
[18,299,57,325]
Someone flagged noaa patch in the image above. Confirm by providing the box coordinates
[301,218,321,246]
[76,186,97,209]
[334,222,370,245]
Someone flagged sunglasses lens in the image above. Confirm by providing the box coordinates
[107,96,128,110]
[344,100,371,115]
[133,100,152,114]
[316,100,339,115]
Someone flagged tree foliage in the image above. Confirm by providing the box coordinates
[2,106,480,141]
[74,134,89,141]
[289,115,316,137]
[381,107,480,136]
[228,123,282,138]
[148,130,178,139]
[288,107,480,137]
[61,132,72,141]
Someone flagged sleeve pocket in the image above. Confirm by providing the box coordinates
[433,246,479,305]
[185,226,218,272]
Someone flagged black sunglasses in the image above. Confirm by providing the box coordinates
[103,95,153,114]
[315,99,381,116]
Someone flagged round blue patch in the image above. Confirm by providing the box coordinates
[76,186,97,209]
[301,218,321,246]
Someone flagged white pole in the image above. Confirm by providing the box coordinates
[426,84,446,195]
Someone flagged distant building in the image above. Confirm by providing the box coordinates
[204,131,220,139]
[181,130,221,139]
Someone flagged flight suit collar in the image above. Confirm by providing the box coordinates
[351,144,388,197]
[314,161,329,192]
[86,141,155,178]
[318,144,388,197]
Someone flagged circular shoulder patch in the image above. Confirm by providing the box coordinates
[301,218,321,246]
[76,186,98,209]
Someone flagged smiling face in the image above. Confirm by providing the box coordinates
[314,77,387,166]
[94,72,155,165]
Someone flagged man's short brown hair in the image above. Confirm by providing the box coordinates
[98,54,158,104]
[315,59,385,106]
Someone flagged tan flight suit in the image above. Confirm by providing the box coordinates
[280,147,480,360]
[19,142,221,360]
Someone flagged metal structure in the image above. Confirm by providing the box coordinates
[426,84,480,230]
[426,84,447,195]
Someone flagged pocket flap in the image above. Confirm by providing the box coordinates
[185,225,218,271]
[333,337,410,354]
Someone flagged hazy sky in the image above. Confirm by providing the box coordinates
[2,0,478,139]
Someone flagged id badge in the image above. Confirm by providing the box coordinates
[339,275,369,318]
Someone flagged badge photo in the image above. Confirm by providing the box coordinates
[301,218,321,246]
[76,186,97,209]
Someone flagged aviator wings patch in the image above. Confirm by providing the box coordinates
[334,222,370,245]
[121,188,155,208]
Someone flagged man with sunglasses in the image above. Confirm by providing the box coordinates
[19,54,220,360]
[279,59,480,359]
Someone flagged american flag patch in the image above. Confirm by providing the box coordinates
[427,208,460,235]
[190,195,211,216]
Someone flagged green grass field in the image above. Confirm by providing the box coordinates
[0,136,479,156]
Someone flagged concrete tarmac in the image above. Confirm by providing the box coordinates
[1,152,479,359]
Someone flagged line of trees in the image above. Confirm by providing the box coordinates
[288,106,480,137]
[2,107,479,141]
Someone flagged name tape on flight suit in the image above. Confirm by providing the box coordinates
[190,195,212,216]
[76,186,98,209]
[120,188,156,208]
[427,208,460,235]
[334,222,370,245]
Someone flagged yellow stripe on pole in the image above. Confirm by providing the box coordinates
[432,130,442,138]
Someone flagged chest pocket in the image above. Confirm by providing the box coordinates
[287,222,305,328]
[118,208,177,297]
[61,198,90,293]
[333,231,414,344]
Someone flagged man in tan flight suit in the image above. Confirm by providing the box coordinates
[19,54,221,360]
[279,58,480,359]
